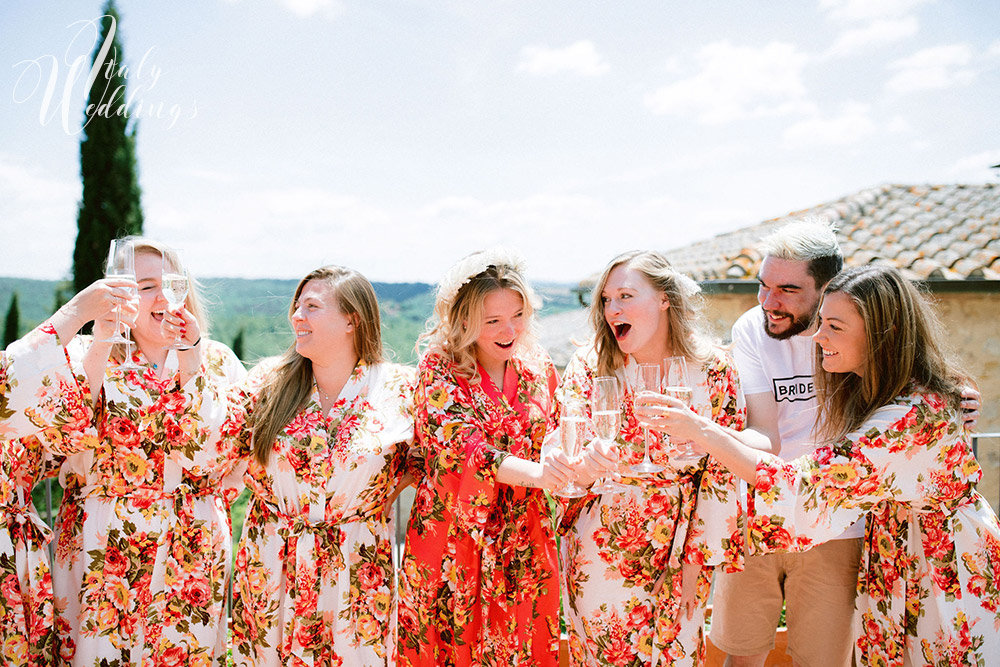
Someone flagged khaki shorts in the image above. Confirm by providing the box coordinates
[709,537,862,667]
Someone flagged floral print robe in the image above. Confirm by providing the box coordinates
[398,350,561,667]
[227,359,414,667]
[1,324,97,666]
[53,339,246,667]
[558,346,746,667]
[750,388,1000,667]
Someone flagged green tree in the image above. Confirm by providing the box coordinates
[232,328,246,362]
[72,0,143,294]
[3,293,20,347]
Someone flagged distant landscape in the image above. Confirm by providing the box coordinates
[0,277,583,365]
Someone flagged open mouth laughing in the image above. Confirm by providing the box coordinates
[612,322,631,340]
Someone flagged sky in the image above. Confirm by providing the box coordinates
[1,0,998,285]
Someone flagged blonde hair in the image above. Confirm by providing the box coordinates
[815,265,969,441]
[420,252,540,381]
[112,237,209,362]
[590,250,714,377]
[249,266,384,465]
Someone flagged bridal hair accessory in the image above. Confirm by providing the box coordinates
[673,271,701,298]
[437,247,526,306]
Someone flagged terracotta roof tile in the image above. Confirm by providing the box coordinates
[652,183,1000,284]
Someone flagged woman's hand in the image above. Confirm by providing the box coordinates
[573,437,620,487]
[634,394,707,443]
[651,562,700,621]
[51,277,138,342]
[538,449,575,490]
[161,306,202,349]
[960,385,981,431]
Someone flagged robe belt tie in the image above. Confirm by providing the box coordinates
[259,499,387,667]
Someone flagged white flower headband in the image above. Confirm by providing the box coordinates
[673,271,701,298]
[436,247,527,307]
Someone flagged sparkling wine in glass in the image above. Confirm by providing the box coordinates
[101,239,135,345]
[553,400,589,498]
[629,363,664,476]
[161,254,191,350]
[590,376,622,495]
[664,356,702,465]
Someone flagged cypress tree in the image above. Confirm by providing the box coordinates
[72,0,143,294]
[232,328,246,362]
[3,293,20,347]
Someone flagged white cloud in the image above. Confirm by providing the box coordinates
[819,0,932,22]
[644,41,812,124]
[0,156,79,280]
[886,43,975,94]
[782,103,876,148]
[886,115,912,133]
[826,16,918,57]
[988,40,1000,58]
[947,150,1000,181]
[274,0,345,19]
[516,41,610,77]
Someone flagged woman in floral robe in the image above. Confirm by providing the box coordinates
[398,249,574,667]
[225,266,414,667]
[645,265,1000,666]
[1,279,136,666]
[53,239,246,667]
[558,251,760,667]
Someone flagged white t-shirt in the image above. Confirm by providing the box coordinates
[732,305,864,540]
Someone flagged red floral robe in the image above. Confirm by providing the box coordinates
[398,349,561,667]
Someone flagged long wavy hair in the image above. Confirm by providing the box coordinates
[814,265,969,441]
[590,250,714,377]
[249,266,383,465]
[112,237,210,362]
[420,259,541,382]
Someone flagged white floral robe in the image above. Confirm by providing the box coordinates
[228,360,414,667]
[557,346,746,667]
[53,339,246,667]
[750,388,1000,667]
[1,323,97,666]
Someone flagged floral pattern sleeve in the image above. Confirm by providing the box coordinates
[411,353,509,546]
[683,353,747,572]
[750,389,1000,667]
[0,323,93,443]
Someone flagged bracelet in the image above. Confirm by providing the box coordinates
[192,336,202,347]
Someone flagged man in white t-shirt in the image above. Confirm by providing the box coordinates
[709,220,861,667]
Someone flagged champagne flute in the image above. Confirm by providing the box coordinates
[663,356,702,465]
[629,363,664,476]
[101,239,135,345]
[103,239,143,372]
[553,399,589,498]
[161,253,191,350]
[590,376,622,495]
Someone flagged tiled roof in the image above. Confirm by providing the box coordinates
[661,183,1000,283]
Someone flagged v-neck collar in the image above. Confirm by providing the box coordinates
[477,359,518,407]
[310,360,369,416]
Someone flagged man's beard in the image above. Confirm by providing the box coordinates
[762,308,815,340]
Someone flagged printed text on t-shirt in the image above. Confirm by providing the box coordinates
[772,375,815,403]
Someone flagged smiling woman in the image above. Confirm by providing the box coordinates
[50,237,247,667]
[223,265,414,667]
[398,248,574,667]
